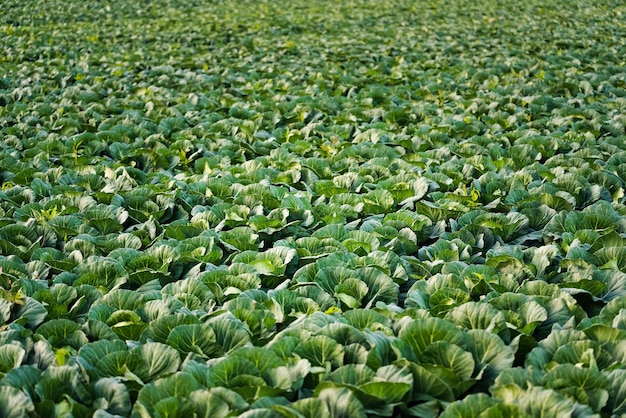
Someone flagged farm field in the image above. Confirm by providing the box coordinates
[1,0,626,416]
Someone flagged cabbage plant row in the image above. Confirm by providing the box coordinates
[1,0,626,416]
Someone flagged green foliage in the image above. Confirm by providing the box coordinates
[1,0,626,415]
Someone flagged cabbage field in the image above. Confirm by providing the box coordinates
[1,0,626,416]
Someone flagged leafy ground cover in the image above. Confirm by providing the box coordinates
[1,0,626,416]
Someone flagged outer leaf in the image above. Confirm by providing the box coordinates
[317,386,367,418]
[166,324,222,358]
[398,317,465,358]
[605,369,626,416]
[0,386,34,418]
[421,341,475,381]
[0,344,25,373]
[446,302,507,335]
[465,330,515,384]
[294,335,344,368]
[133,373,201,417]
[0,365,41,399]
[327,364,375,386]
[188,389,236,418]
[78,340,127,368]
[93,377,132,416]
[289,397,331,418]
[399,360,456,402]
[492,386,578,418]
[440,393,516,418]
[206,357,262,388]
[133,342,181,381]
[207,315,251,353]
[359,267,399,308]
